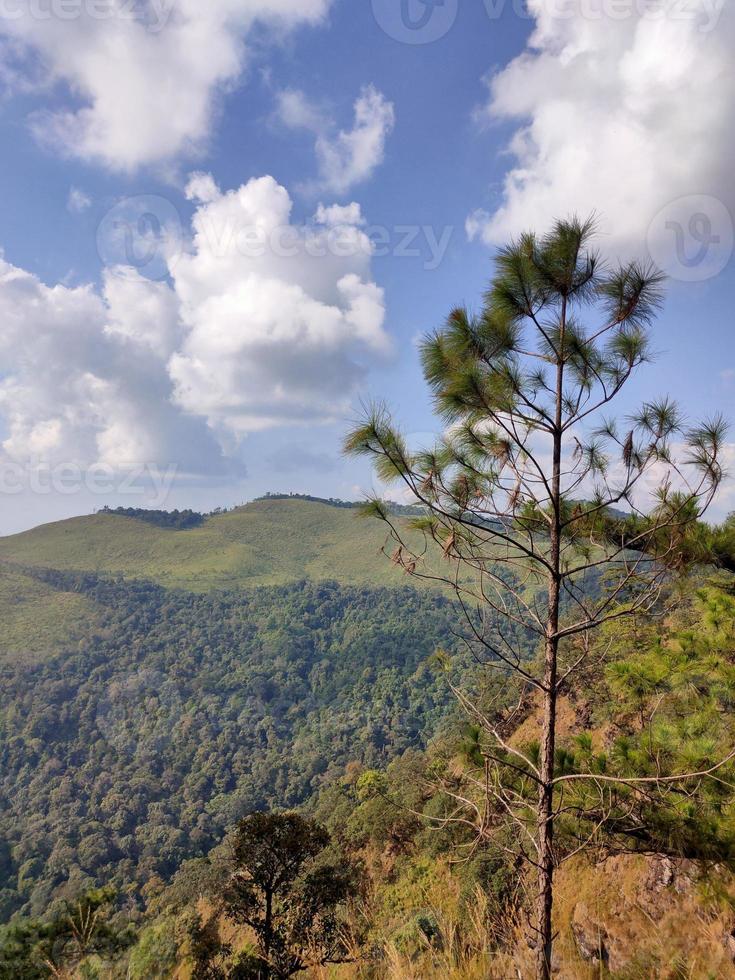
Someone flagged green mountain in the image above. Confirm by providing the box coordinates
[0,498,425,665]
[0,498,408,593]
[3,500,735,977]
[0,498,500,924]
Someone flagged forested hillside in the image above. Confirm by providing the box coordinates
[0,496,451,667]
[0,570,478,923]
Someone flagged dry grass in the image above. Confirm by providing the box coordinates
[320,854,735,980]
[550,854,735,979]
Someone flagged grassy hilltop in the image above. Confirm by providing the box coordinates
[0,498,419,662]
[0,498,408,593]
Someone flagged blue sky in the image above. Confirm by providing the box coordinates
[0,0,732,532]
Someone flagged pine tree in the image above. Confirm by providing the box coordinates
[345,216,726,978]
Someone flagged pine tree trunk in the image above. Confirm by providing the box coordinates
[534,306,565,978]
[535,632,558,979]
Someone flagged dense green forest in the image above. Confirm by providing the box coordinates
[0,571,480,922]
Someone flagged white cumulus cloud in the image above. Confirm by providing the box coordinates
[470,0,735,256]
[0,173,389,477]
[315,86,395,195]
[0,259,227,474]
[0,0,332,171]
[170,174,390,437]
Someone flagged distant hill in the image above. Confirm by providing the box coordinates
[0,498,417,595]
[0,497,435,663]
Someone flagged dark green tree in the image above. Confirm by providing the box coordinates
[0,886,125,979]
[223,812,358,979]
[345,216,726,978]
